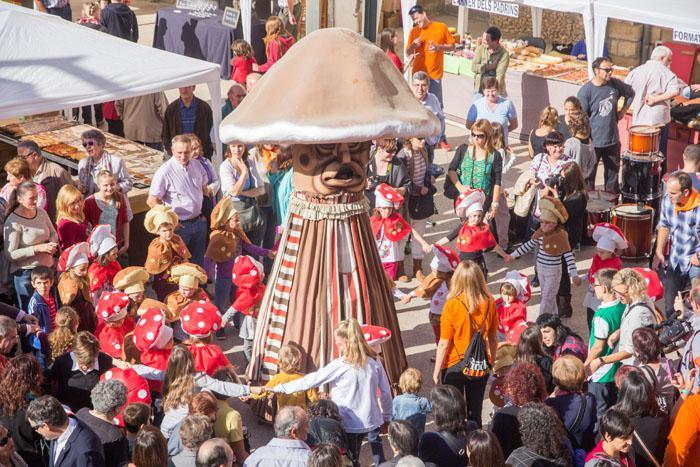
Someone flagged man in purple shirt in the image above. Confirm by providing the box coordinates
[147,135,211,267]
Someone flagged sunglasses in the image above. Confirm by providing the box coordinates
[598,67,614,73]
[472,134,486,139]
[82,141,96,148]
[17,152,34,159]
[614,289,628,296]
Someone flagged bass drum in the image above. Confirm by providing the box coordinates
[611,204,654,260]
[586,190,617,237]
[621,152,664,201]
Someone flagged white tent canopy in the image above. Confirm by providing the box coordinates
[593,0,698,60]
[0,2,224,164]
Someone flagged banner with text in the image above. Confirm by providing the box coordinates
[451,0,519,18]
[673,29,700,46]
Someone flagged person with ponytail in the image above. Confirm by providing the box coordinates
[271,319,393,465]
[528,106,560,158]
[3,181,58,310]
[48,306,80,362]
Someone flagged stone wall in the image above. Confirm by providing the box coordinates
[489,6,584,44]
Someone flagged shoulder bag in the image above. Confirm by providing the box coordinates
[457,298,493,380]
[633,430,662,467]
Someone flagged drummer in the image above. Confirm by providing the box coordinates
[653,171,700,318]
[624,45,681,170]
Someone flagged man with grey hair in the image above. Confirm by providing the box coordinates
[75,379,129,467]
[411,71,445,166]
[172,415,214,467]
[242,406,310,467]
[16,140,73,220]
[196,438,233,467]
[27,395,105,467]
[625,45,681,165]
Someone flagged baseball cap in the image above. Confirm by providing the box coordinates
[408,4,424,15]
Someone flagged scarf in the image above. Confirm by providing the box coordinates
[370,212,411,242]
[674,189,700,214]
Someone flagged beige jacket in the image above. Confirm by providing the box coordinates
[115,92,168,143]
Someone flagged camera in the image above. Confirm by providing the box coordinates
[648,312,694,353]
[545,174,566,199]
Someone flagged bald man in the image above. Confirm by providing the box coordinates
[222,84,247,119]
[196,438,233,467]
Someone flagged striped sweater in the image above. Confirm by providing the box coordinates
[512,237,577,277]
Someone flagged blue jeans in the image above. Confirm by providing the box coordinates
[13,269,34,312]
[346,428,385,467]
[178,217,207,268]
[214,258,235,314]
[429,78,447,143]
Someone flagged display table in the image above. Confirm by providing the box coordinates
[153,7,239,79]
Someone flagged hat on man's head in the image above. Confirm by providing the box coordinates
[220,28,440,144]
[408,4,425,15]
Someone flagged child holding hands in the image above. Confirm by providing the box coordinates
[144,205,191,301]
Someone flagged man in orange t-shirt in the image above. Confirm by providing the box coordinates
[406,4,455,151]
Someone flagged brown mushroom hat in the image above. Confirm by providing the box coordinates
[219,27,441,144]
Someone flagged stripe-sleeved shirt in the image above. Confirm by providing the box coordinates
[658,195,700,272]
[511,237,577,277]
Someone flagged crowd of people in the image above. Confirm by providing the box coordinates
[4,2,700,467]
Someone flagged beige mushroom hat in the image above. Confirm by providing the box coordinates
[219,28,441,144]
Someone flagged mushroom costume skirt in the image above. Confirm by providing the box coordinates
[248,190,408,387]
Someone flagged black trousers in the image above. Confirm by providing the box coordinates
[442,369,489,427]
[594,143,620,193]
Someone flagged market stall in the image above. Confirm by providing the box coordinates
[0,3,223,264]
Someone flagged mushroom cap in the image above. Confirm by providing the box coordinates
[220,28,440,144]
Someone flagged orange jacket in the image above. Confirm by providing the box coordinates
[665,394,700,467]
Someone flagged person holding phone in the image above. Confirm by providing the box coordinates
[679,286,700,392]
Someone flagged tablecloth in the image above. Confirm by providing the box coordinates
[153,7,241,79]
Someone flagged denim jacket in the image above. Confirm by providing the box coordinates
[392,393,432,435]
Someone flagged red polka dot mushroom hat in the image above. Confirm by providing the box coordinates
[181,301,223,339]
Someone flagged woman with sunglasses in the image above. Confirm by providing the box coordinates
[446,118,503,220]
[588,268,658,377]
[77,129,133,198]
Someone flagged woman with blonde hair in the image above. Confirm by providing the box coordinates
[529,106,560,158]
[588,268,659,377]
[433,260,497,426]
[55,184,88,250]
[271,319,393,465]
[446,118,503,217]
[255,16,295,73]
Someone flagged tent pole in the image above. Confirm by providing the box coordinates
[209,80,223,170]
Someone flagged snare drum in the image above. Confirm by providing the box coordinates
[586,190,617,237]
[611,204,654,260]
[629,125,661,155]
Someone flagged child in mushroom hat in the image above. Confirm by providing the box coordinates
[87,224,122,303]
[436,189,508,278]
[113,266,150,319]
[506,196,581,316]
[144,205,191,301]
[57,242,98,333]
[583,223,627,326]
[100,367,152,427]
[95,291,135,359]
[222,255,266,363]
[496,271,531,340]
[182,301,231,376]
[402,244,460,344]
[165,262,210,342]
[371,183,431,280]
[205,196,273,316]
[132,306,174,393]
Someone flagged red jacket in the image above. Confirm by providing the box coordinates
[257,35,295,73]
[230,56,256,84]
[83,194,129,247]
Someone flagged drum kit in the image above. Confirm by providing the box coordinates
[586,125,664,261]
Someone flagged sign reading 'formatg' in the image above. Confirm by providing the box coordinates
[451,0,520,18]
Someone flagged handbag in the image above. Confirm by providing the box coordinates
[443,145,468,200]
[566,393,588,467]
[231,197,263,233]
[633,430,662,467]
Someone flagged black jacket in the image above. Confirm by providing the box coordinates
[100,3,138,42]
[48,352,113,413]
[49,419,105,467]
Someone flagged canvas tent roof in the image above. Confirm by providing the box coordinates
[0,2,223,163]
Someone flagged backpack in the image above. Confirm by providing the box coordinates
[458,299,493,380]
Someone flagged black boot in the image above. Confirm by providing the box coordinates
[558,294,573,318]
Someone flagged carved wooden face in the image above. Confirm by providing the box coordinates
[291,142,371,195]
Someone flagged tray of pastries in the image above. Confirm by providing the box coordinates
[0,116,77,137]
[42,143,88,161]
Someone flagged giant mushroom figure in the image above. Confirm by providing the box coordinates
[220,28,440,386]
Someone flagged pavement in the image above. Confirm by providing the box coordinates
[124,9,625,464]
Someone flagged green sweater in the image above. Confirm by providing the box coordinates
[588,300,625,383]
